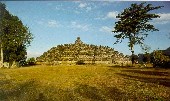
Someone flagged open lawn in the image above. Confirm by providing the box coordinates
[0,65,170,101]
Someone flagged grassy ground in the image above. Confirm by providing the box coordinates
[0,64,170,101]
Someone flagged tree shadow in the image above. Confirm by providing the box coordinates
[0,79,11,85]
[75,84,132,101]
[107,65,142,69]
[0,79,78,101]
[107,65,155,69]
[41,86,77,101]
[116,73,170,87]
[35,93,47,101]
[108,65,132,68]
[122,70,170,76]
[0,78,164,100]
[0,79,41,101]
[102,86,131,100]
[75,84,104,101]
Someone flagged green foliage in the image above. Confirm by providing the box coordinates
[113,2,162,46]
[4,45,27,62]
[112,2,163,65]
[143,53,150,63]
[151,50,170,68]
[130,54,138,64]
[18,59,27,66]
[0,2,33,64]
[27,57,36,66]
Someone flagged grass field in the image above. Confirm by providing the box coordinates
[0,65,170,101]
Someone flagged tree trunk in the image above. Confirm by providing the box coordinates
[131,46,134,67]
[0,44,3,67]
[129,35,135,67]
[11,61,19,68]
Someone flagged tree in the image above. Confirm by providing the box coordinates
[112,2,163,66]
[27,57,36,66]
[150,50,170,68]
[141,44,151,65]
[143,53,150,63]
[130,54,138,64]
[0,3,33,67]
[0,3,8,67]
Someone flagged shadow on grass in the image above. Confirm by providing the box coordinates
[75,84,131,101]
[0,79,163,100]
[108,65,154,69]
[107,65,142,69]
[0,79,76,101]
[102,86,130,100]
[116,73,170,87]
[108,65,132,68]
[75,84,104,101]
[0,79,47,101]
[122,70,170,76]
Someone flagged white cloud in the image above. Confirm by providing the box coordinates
[94,17,105,20]
[106,11,119,19]
[55,6,60,10]
[70,21,90,31]
[47,20,60,28]
[100,26,113,33]
[86,7,92,12]
[153,13,170,24]
[77,2,92,12]
[79,3,87,8]
[37,20,44,25]
[36,18,45,25]
[36,19,60,28]
[74,10,80,14]
[74,1,81,4]
[95,11,119,20]
[55,4,63,11]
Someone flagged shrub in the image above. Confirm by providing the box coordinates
[76,60,85,65]
[150,50,170,68]
[143,53,151,63]
[27,57,36,66]
[19,59,27,66]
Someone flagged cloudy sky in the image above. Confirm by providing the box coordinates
[3,1,170,58]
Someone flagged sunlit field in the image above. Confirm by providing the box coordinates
[0,65,170,101]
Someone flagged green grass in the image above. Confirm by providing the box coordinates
[0,65,170,101]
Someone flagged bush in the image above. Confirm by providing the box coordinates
[143,53,150,63]
[150,50,170,68]
[76,60,85,65]
[19,59,27,66]
[27,57,36,66]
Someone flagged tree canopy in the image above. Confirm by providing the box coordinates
[0,2,33,67]
[112,2,163,65]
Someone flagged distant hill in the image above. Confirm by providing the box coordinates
[36,37,129,65]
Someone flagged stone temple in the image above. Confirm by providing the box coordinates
[36,37,130,65]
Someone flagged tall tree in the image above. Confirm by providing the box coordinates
[0,3,7,67]
[112,2,163,66]
[0,2,33,67]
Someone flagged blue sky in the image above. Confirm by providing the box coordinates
[3,1,170,58]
